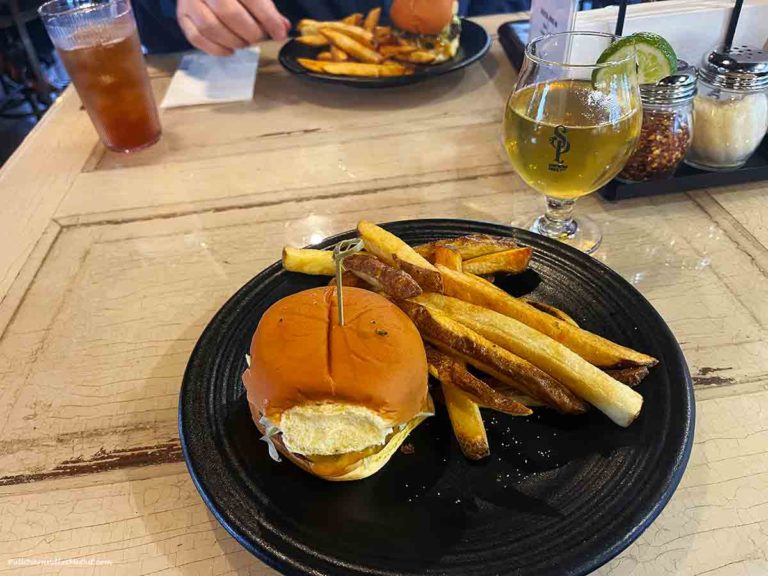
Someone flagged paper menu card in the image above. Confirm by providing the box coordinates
[160,46,260,109]
[574,0,768,67]
[529,0,579,39]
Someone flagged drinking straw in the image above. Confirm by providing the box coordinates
[614,0,628,36]
[724,0,744,48]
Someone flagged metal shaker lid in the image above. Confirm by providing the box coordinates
[699,44,768,92]
[639,61,697,105]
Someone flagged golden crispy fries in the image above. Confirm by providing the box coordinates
[416,234,521,261]
[375,25,391,36]
[481,377,546,408]
[358,220,443,292]
[296,34,329,47]
[297,59,412,77]
[341,12,363,26]
[433,246,462,271]
[330,45,348,62]
[363,7,381,32]
[343,253,422,300]
[428,357,490,460]
[606,366,650,387]
[417,293,644,427]
[328,270,369,288]
[462,247,532,275]
[400,299,587,414]
[437,265,658,368]
[282,247,335,275]
[318,23,374,47]
[317,50,333,61]
[297,18,319,34]
[318,29,382,63]
[521,298,579,327]
[379,45,418,57]
[394,50,437,64]
[427,347,531,416]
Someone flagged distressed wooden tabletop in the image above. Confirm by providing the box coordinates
[1,14,767,576]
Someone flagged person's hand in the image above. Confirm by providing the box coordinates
[177,0,290,56]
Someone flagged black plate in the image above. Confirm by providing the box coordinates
[179,219,694,576]
[278,19,491,88]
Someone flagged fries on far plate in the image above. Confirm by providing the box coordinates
[292,4,459,78]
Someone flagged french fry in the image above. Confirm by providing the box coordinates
[394,50,437,65]
[317,51,333,61]
[433,246,462,271]
[379,45,418,57]
[296,34,329,47]
[341,12,363,26]
[318,29,382,63]
[399,299,587,414]
[605,366,650,387]
[428,357,490,460]
[427,347,531,416]
[343,254,422,300]
[358,220,443,292]
[330,45,348,62]
[297,18,319,34]
[521,298,579,327]
[437,265,658,368]
[480,376,547,407]
[297,59,412,77]
[416,293,644,427]
[363,7,381,32]
[317,22,375,47]
[282,247,334,275]
[416,234,520,261]
[328,270,369,289]
[462,247,532,275]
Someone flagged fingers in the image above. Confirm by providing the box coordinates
[178,15,234,56]
[241,0,288,40]
[184,1,248,51]
[205,0,266,44]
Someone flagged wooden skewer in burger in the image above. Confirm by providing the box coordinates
[242,240,433,481]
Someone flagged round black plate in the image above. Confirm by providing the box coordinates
[179,219,694,576]
[278,19,492,88]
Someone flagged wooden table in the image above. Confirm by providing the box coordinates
[1,14,767,576]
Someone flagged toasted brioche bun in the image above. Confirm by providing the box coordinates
[390,0,454,35]
[242,286,431,480]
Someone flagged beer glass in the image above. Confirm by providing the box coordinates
[39,0,161,152]
[503,32,641,253]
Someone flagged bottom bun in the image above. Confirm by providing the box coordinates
[249,398,432,481]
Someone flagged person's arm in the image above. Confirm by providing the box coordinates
[177,0,291,56]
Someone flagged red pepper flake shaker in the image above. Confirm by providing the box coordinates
[618,64,697,183]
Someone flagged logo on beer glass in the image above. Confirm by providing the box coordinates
[548,125,570,172]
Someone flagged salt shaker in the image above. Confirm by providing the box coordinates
[618,65,696,182]
[686,44,768,171]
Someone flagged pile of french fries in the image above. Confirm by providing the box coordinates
[294,8,442,78]
[282,221,657,460]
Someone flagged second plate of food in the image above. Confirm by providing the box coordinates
[179,218,694,576]
[279,18,492,88]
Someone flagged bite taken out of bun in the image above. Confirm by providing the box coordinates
[242,286,432,481]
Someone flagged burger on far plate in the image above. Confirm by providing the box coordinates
[242,286,433,481]
[389,0,462,63]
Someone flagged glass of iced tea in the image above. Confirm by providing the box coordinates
[503,32,641,253]
[39,0,161,152]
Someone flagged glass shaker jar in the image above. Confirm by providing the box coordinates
[618,67,696,182]
[686,45,768,171]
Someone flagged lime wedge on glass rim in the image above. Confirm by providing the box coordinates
[593,32,677,86]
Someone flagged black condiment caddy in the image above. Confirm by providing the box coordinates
[496,0,768,201]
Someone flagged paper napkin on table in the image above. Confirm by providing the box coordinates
[574,0,768,66]
[160,46,260,108]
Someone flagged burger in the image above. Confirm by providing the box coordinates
[242,286,432,481]
[389,0,462,63]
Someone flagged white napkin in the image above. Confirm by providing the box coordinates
[160,46,260,108]
[575,0,768,66]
